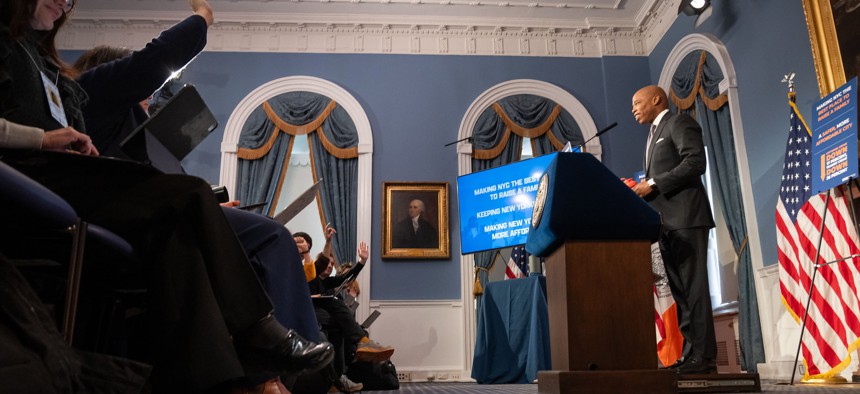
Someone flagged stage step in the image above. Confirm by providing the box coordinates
[678,372,761,393]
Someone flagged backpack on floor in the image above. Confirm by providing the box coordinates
[346,359,399,390]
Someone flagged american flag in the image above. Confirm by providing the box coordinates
[776,92,860,380]
[505,245,529,279]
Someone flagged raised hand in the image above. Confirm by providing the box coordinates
[188,0,214,26]
[324,223,337,241]
[358,241,369,264]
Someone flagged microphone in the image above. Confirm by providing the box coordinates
[444,136,473,147]
[573,122,618,152]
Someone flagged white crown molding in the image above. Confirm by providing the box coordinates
[59,0,678,57]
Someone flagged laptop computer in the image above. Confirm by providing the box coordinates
[119,84,218,174]
[312,273,356,300]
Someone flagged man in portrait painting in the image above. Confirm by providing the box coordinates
[392,198,439,248]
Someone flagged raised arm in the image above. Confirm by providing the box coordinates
[76,1,213,112]
[321,224,336,259]
[190,0,214,26]
[357,241,368,265]
[322,242,369,289]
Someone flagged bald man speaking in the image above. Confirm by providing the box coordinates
[631,85,717,374]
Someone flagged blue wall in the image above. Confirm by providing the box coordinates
[648,0,820,266]
[65,49,651,300]
[178,53,653,300]
[66,0,817,297]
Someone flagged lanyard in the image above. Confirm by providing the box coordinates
[17,40,59,86]
[18,40,69,128]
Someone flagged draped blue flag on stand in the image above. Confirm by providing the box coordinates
[505,246,529,279]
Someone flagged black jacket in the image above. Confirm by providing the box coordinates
[644,111,715,231]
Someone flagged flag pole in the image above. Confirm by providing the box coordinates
[846,180,860,383]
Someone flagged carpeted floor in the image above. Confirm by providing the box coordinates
[360,381,860,393]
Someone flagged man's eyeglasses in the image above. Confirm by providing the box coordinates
[63,0,76,13]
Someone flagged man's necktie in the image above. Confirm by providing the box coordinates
[645,124,656,168]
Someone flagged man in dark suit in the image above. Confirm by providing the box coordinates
[392,199,439,248]
[631,85,717,374]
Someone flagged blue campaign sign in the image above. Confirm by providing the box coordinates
[811,77,858,193]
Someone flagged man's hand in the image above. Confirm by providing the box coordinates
[189,0,214,26]
[357,241,369,265]
[632,179,654,198]
[621,178,637,189]
[42,127,99,156]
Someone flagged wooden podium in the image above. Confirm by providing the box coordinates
[526,153,677,394]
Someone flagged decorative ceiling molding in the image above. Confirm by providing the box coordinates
[59,0,679,57]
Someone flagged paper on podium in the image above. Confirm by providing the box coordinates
[272,179,322,225]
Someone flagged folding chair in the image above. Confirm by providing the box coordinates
[0,160,142,348]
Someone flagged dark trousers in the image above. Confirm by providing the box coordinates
[222,207,321,342]
[659,227,717,362]
[2,151,273,390]
[314,298,366,375]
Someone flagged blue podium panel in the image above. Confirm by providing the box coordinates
[526,153,661,257]
[471,276,551,384]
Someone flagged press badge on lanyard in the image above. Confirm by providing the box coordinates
[41,71,68,128]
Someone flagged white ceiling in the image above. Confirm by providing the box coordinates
[64,0,683,57]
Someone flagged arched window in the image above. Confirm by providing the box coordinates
[455,79,597,370]
[659,34,764,372]
[220,76,373,320]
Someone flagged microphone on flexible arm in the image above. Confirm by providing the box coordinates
[572,122,618,153]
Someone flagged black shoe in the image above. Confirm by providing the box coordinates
[675,358,717,375]
[660,358,685,370]
[235,315,335,383]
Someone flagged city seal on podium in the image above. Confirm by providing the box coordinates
[532,172,549,228]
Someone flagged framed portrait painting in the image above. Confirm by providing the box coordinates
[803,0,860,96]
[382,182,450,259]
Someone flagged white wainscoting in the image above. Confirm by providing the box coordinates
[367,300,471,382]
[756,264,803,380]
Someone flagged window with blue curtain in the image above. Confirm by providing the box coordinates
[469,94,583,299]
[669,50,765,372]
[235,91,359,265]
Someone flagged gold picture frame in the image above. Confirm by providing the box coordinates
[382,182,450,259]
[803,0,858,97]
